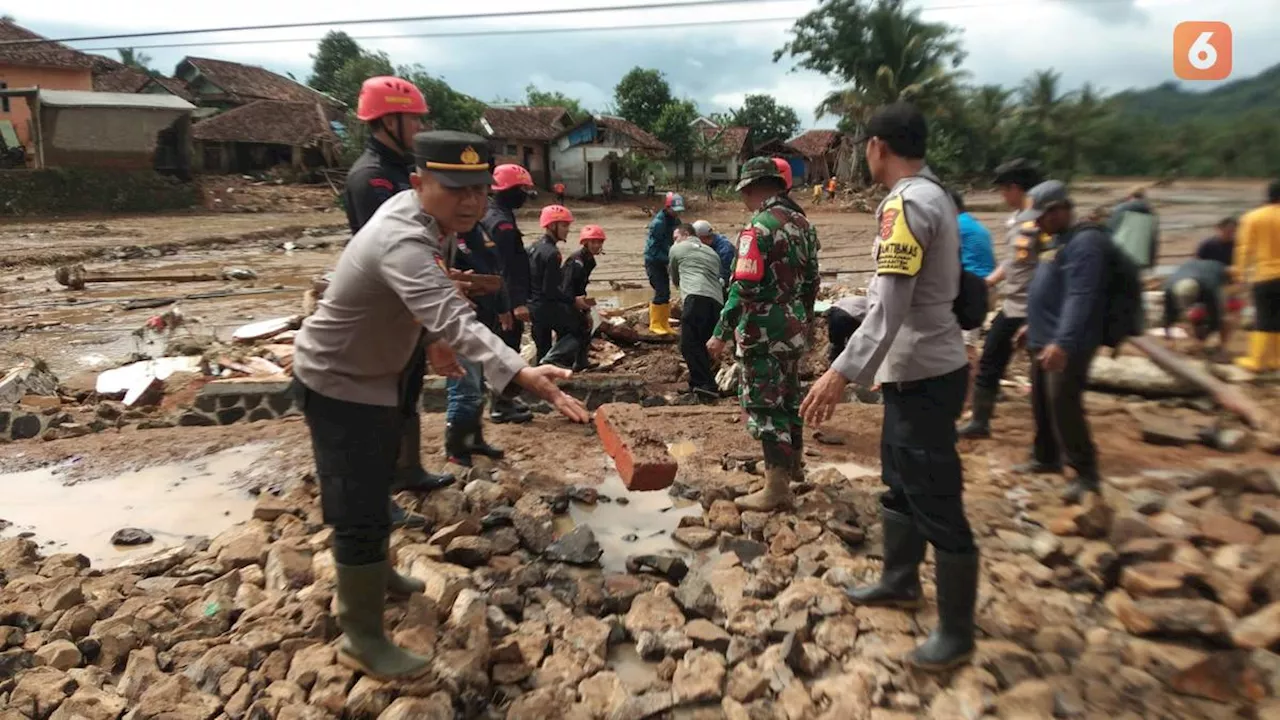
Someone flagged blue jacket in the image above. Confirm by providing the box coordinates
[710,234,735,283]
[957,212,997,277]
[644,210,681,264]
[1027,225,1109,354]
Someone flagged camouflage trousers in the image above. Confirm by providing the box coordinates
[736,351,802,445]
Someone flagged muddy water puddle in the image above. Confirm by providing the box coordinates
[561,470,703,574]
[0,444,269,567]
[594,287,653,313]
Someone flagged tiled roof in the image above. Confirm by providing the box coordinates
[92,65,151,94]
[146,75,196,102]
[0,20,95,70]
[699,124,750,157]
[191,100,339,147]
[181,56,340,107]
[598,115,668,153]
[481,106,571,141]
[789,129,842,158]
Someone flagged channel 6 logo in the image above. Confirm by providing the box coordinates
[1174,21,1232,80]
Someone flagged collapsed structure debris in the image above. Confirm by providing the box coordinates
[55,264,258,291]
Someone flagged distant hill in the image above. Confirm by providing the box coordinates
[1111,62,1280,123]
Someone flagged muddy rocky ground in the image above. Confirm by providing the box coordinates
[2,178,1280,720]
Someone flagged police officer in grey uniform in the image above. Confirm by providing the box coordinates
[801,103,977,672]
[292,131,589,680]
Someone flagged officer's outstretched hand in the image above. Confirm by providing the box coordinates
[801,368,850,426]
[514,366,590,423]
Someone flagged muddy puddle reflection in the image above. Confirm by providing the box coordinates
[0,444,268,567]
[562,471,703,574]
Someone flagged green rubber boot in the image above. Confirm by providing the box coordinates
[335,561,429,680]
[384,541,424,599]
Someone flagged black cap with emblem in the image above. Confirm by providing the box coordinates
[413,130,494,188]
[851,102,927,159]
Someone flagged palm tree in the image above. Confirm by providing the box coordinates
[118,48,155,73]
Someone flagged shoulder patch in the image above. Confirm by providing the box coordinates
[733,229,764,282]
[874,195,923,277]
[496,222,515,231]
[369,177,394,191]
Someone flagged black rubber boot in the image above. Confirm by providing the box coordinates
[393,414,455,492]
[489,395,533,424]
[908,550,979,672]
[335,561,429,680]
[466,417,505,461]
[388,500,427,530]
[847,506,926,609]
[1061,475,1101,505]
[957,386,996,439]
[445,421,472,467]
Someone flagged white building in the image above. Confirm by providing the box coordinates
[549,115,668,197]
[661,116,751,186]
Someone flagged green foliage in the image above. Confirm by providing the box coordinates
[525,85,590,123]
[617,152,662,190]
[117,48,156,75]
[1112,65,1280,124]
[0,169,197,216]
[308,31,363,97]
[328,50,395,109]
[653,100,700,164]
[398,65,486,132]
[728,94,801,145]
[614,67,674,133]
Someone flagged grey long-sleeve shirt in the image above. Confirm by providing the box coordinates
[294,190,527,406]
[831,169,968,386]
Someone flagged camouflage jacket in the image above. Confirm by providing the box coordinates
[713,195,820,356]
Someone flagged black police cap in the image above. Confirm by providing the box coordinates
[413,130,493,188]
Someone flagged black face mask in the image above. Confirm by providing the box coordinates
[496,187,528,209]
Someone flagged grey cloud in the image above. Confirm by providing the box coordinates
[1052,0,1149,24]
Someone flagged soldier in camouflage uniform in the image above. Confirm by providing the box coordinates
[708,157,820,511]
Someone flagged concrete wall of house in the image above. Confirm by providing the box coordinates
[492,139,549,188]
[39,106,189,171]
[549,144,618,197]
[661,157,740,183]
[0,65,93,151]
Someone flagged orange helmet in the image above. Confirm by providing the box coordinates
[356,76,427,122]
[773,158,793,190]
[540,204,574,228]
[579,225,606,242]
[492,164,534,192]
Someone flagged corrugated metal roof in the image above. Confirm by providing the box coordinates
[38,89,196,111]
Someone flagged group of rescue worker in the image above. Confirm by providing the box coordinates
[292,72,1280,684]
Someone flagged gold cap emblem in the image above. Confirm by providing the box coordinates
[460,146,481,165]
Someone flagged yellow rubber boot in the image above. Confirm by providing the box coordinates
[1235,332,1268,372]
[649,303,674,335]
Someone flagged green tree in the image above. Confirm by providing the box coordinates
[524,84,589,123]
[117,48,156,74]
[399,65,486,132]
[728,93,800,145]
[652,99,700,167]
[693,124,728,177]
[309,31,363,97]
[614,67,673,133]
[778,0,966,126]
[329,51,395,109]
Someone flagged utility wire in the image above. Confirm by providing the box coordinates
[66,16,802,53]
[0,0,789,45]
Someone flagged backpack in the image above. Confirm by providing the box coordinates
[1072,222,1145,350]
[954,269,989,331]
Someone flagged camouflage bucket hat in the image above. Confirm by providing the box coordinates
[735,156,783,191]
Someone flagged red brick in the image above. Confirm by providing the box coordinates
[595,404,678,492]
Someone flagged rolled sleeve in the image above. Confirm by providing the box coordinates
[381,240,527,391]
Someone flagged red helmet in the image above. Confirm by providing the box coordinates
[356,76,428,122]
[1226,296,1245,313]
[492,164,534,192]
[773,157,793,190]
[1186,304,1209,324]
[540,204,574,228]
[580,225,606,242]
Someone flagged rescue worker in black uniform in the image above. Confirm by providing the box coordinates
[343,76,454,526]
[545,224,607,370]
[442,223,510,466]
[480,164,537,424]
[528,204,579,364]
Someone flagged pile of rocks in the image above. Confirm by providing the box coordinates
[2,459,1277,720]
[1015,465,1280,707]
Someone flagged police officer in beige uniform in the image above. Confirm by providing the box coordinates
[801,103,977,672]
[292,131,589,680]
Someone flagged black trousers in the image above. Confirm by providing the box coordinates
[879,365,975,554]
[680,294,722,392]
[499,318,524,353]
[1256,278,1280,332]
[295,380,401,566]
[530,301,579,364]
[974,311,1025,391]
[1029,345,1098,478]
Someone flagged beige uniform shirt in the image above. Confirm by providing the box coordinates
[293,190,526,407]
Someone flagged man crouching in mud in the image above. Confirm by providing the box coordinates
[290,130,589,680]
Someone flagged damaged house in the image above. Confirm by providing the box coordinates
[549,115,668,197]
[478,106,573,189]
[175,56,345,174]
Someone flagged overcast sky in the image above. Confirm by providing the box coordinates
[12,0,1278,129]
